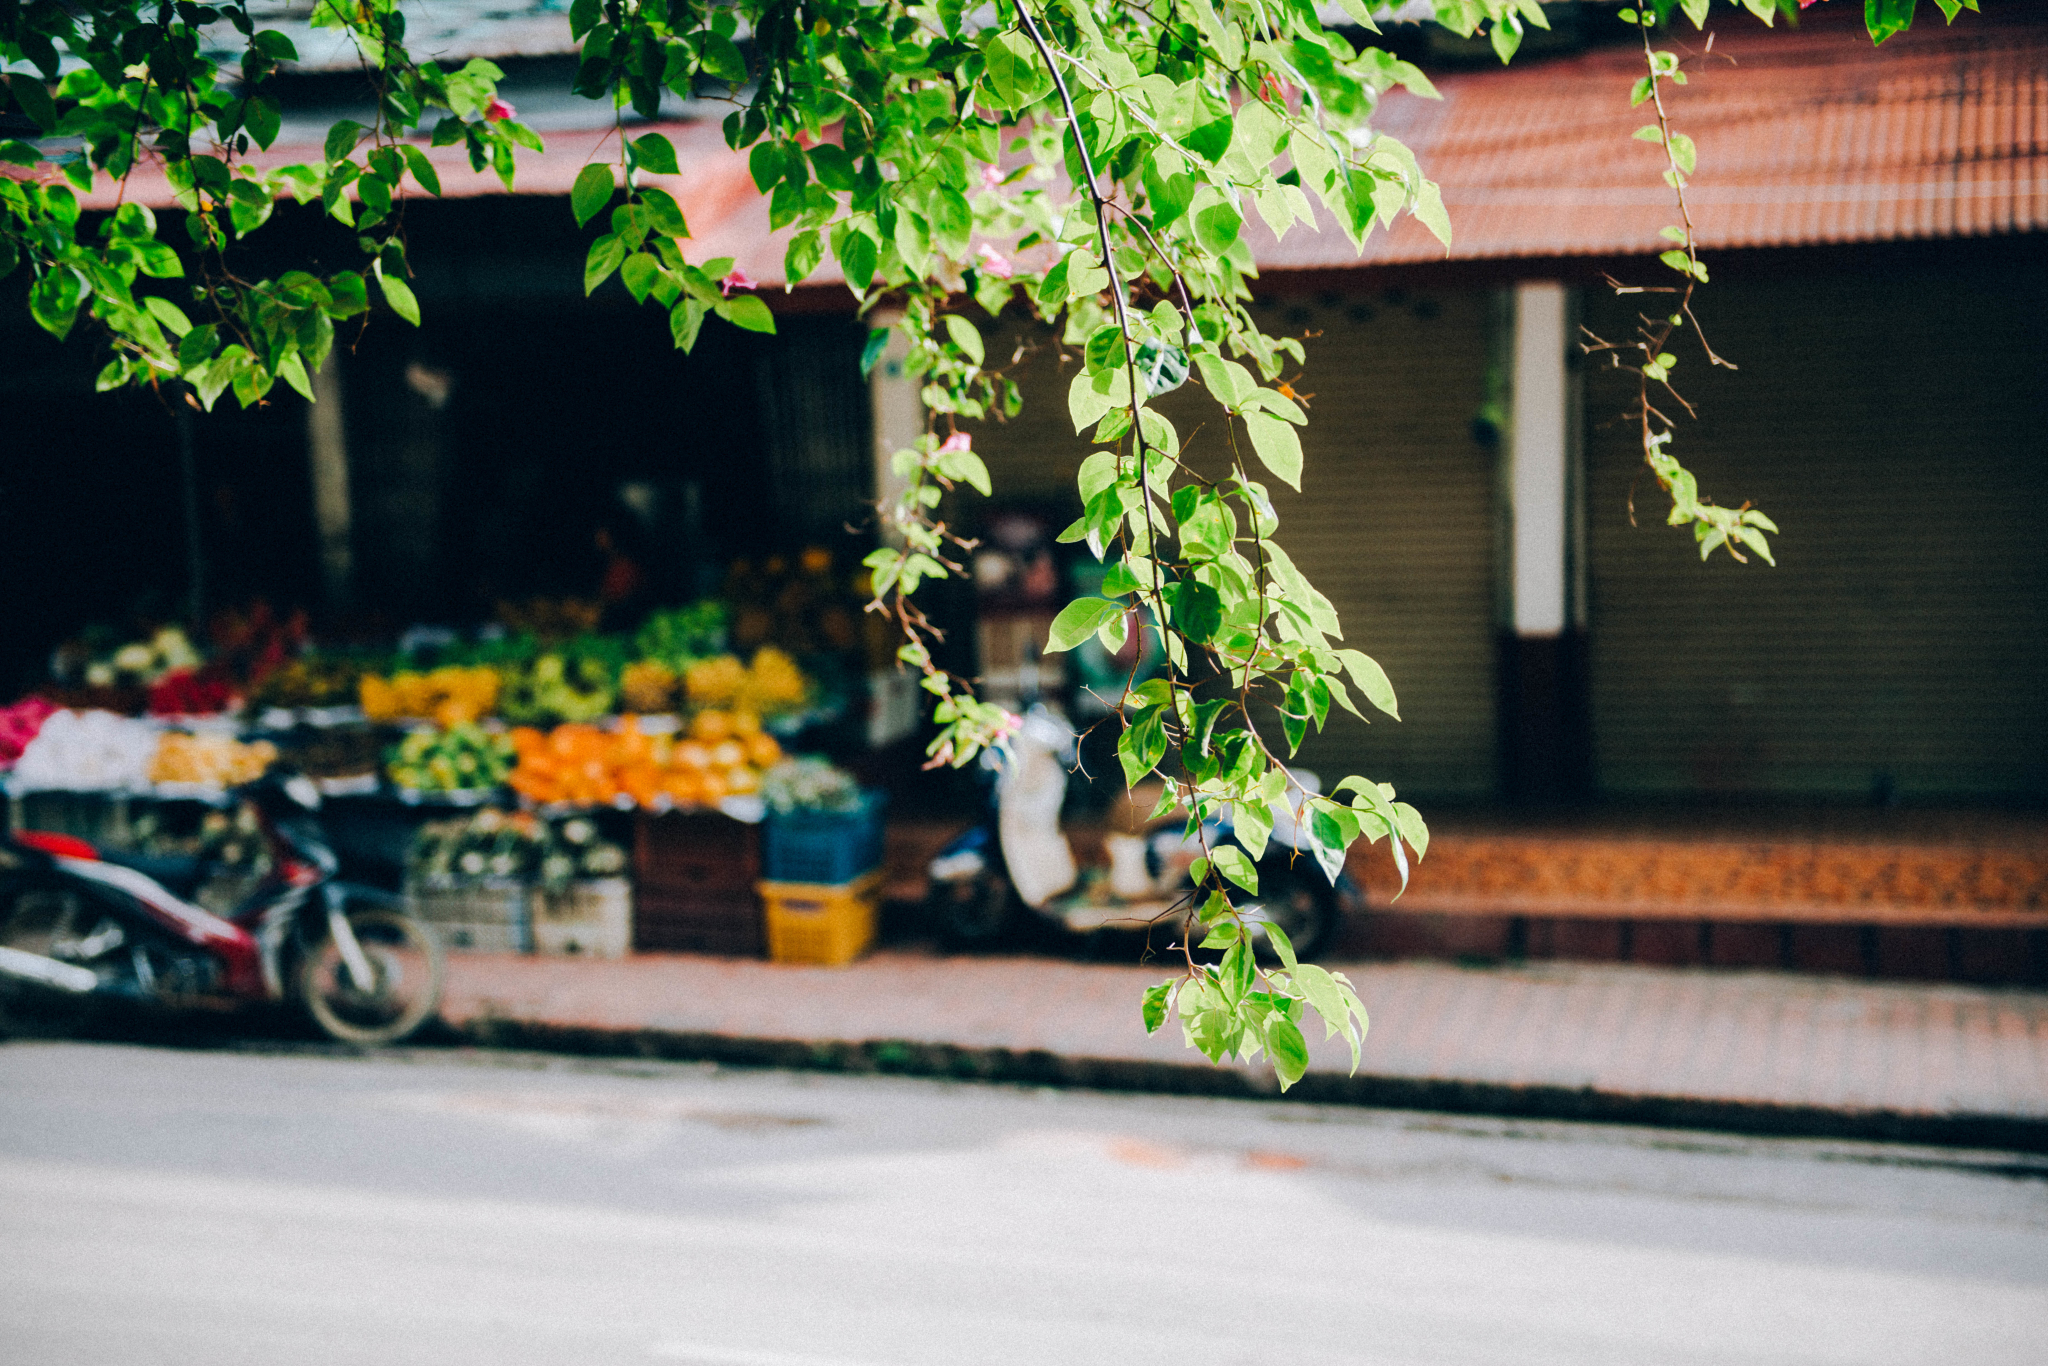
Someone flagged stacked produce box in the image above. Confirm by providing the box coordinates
[757,760,888,967]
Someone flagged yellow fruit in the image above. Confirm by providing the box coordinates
[691,709,733,742]
[684,655,745,707]
[620,660,678,712]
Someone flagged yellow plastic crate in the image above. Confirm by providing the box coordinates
[761,869,882,967]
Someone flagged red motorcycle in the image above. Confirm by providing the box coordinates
[0,773,443,1045]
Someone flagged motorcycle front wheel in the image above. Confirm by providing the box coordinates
[295,907,444,1045]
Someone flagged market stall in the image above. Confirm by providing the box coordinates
[2,567,892,966]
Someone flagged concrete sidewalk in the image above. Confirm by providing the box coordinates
[439,950,2048,1150]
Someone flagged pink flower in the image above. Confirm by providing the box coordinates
[484,97,516,122]
[938,432,972,454]
[720,268,756,296]
[980,163,1005,191]
[975,243,1014,280]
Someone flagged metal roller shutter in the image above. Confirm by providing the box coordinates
[965,286,1500,800]
[1584,260,2048,801]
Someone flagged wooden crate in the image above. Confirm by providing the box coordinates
[533,878,632,959]
[408,879,532,953]
[633,811,762,955]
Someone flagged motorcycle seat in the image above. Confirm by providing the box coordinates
[96,848,211,900]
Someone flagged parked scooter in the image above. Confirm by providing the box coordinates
[0,772,444,1044]
[925,706,1359,958]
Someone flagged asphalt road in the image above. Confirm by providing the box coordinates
[1,1040,2045,1366]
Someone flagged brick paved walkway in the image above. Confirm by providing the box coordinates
[440,951,2048,1125]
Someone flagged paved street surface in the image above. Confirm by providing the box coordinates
[3,1041,2046,1366]
[444,952,2048,1121]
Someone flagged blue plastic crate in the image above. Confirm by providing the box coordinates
[761,790,888,885]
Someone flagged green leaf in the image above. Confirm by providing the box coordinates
[1193,199,1242,256]
[928,186,972,258]
[671,297,709,352]
[1336,649,1399,720]
[784,229,824,284]
[1046,597,1125,653]
[131,239,183,279]
[1666,132,1698,177]
[401,145,442,197]
[376,270,420,325]
[640,187,689,237]
[716,294,775,333]
[244,96,282,151]
[748,142,784,193]
[943,314,985,366]
[1392,802,1429,861]
[28,269,82,340]
[808,143,856,191]
[323,119,366,165]
[860,327,890,378]
[1067,369,1127,435]
[1141,983,1172,1033]
[1265,1015,1309,1090]
[621,251,661,303]
[1210,845,1258,895]
[1243,412,1303,490]
[1260,919,1298,970]
[1866,0,1919,44]
[837,228,878,292]
[980,31,1051,110]
[631,133,679,176]
[1185,117,1234,164]
[277,352,315,401]
[143,296,192,336]
[571,163,614,228]
[584,233,626,294]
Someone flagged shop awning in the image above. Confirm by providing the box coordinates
[64,5,2043,288]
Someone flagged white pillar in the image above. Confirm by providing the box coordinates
[867,309,922,547]
[307,353,353,608]
[1509,281,1570,637]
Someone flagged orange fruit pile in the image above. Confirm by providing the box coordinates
[506,712,784,810]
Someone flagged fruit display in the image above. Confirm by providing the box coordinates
[760,756,864,815]
[385,723,517,795]
[8,709,162,792]
[407,809,628,892]
[0,696,57,773]
[506,712,783,811]
[149,732,278,788]
[359,667,501,727]
[497,652,618,726]
[247,657,364,711]
[63,626,205,689]
[617,659,679,713]
[634,601,729,667]
[683,646,811,718]
[147,667,237,716]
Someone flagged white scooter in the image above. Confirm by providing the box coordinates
[924,706,1356,958]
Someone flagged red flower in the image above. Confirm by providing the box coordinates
[720,268,756,296]
[485,98,516,122]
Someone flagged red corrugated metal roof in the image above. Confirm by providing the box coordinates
[63,6,2044,286]
[1304,5,2047,266]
